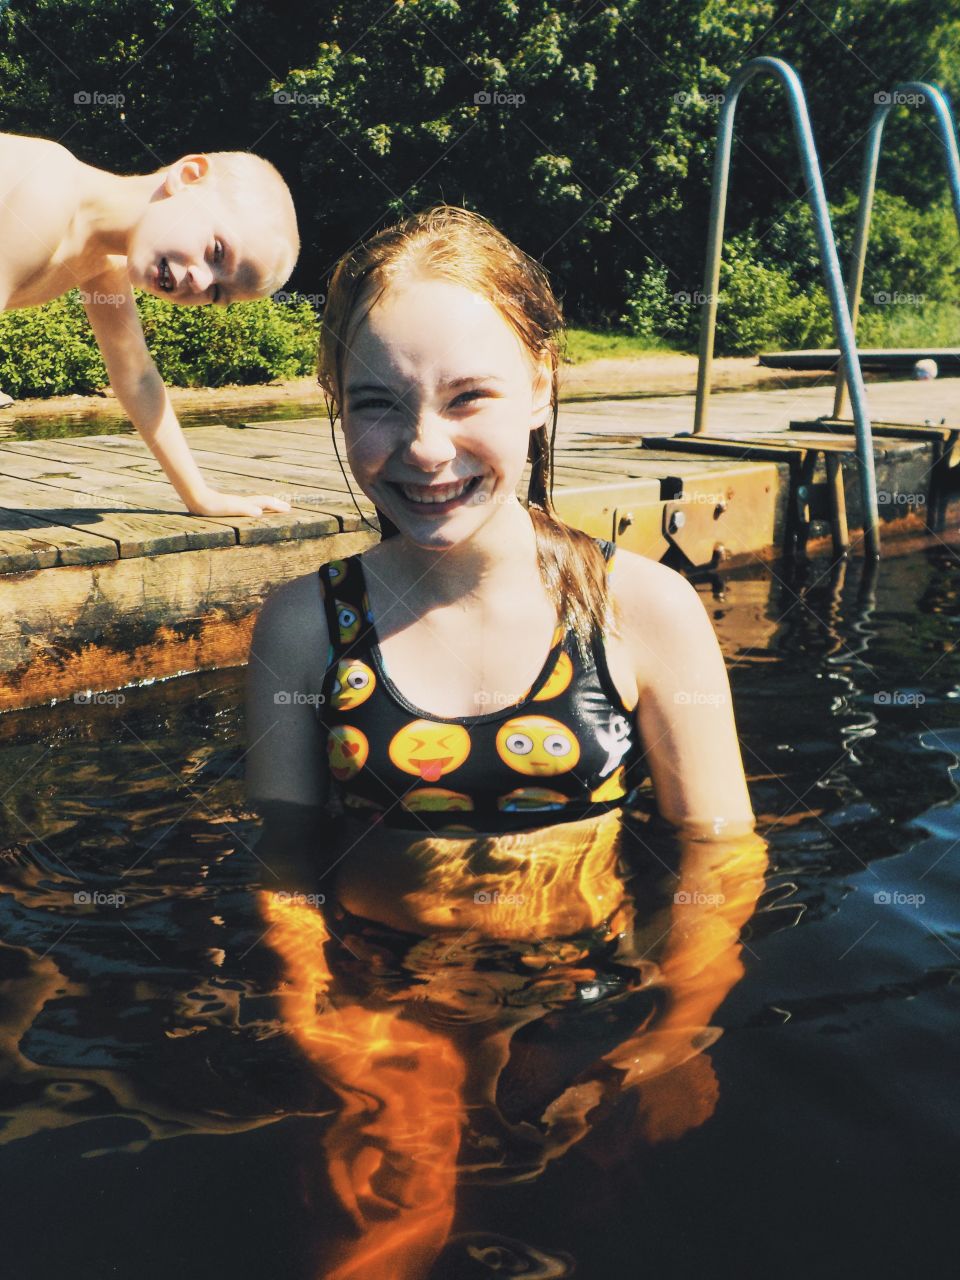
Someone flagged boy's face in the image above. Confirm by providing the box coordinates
[126,156,285,306]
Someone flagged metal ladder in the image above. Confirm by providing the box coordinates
[792,80,960,533]
[643,56,881,561]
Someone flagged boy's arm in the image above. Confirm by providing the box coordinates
[80,264,291,517]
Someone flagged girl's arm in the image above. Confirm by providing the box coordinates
[589,553,767,1089]
[244,572,333,894]
[616,551,755,835]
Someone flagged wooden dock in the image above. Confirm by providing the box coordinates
[0,380,956,712]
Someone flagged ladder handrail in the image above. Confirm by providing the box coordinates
[833,81,960,419]
[693,56,880,560]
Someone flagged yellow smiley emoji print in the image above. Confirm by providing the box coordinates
[327,724,368,780]
[496,715,581,777]
[402,787,475,813]
[330,658,376,711]
[335,600,361,644]
[533,649,573,701]
[388,720,471,783]
[498,786,569,811]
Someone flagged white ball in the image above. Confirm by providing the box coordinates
[913,358,938,380]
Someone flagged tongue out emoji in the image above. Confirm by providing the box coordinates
[418,757,450,783]
[388,721,472,782]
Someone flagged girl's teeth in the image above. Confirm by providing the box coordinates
[401,478,472,504]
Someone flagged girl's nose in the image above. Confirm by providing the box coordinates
[401,412,457,468]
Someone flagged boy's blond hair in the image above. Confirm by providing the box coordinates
[202,151,300,296]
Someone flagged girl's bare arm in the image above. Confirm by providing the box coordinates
[244,572,333,893]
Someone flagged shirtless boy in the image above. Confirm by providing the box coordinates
[0,133,300,516]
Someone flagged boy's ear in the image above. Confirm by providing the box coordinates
[528,356,554,432]
[163,154,212,195]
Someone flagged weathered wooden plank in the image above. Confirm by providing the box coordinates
[0,440,367,538]
[0,447,241,553]
[0,508,119,573]
[59,433,372,501]
[0,528,378,712]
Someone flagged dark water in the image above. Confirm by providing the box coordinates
[0,547,957,1279]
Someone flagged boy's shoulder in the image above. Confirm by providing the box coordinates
[0,132,78,179]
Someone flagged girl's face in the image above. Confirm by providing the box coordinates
[340,275,552,550]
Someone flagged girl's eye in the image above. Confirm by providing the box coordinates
[352,399,394,412]
[454,389,486,406]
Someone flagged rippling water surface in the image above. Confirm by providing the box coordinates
[0,547,957,1279]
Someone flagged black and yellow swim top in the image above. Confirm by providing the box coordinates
[316,537,647,835]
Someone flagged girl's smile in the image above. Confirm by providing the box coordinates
[388,473,486,512]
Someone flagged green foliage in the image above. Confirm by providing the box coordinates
[713,237,834,355]
[1,1,959,369]
[136,294,318,387]
[0,293,318,398]
[0,296,108,397]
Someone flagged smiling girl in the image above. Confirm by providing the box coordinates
[243,206,766,1276]
[245,204,756,939]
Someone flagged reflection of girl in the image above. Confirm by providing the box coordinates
[245,206,765,1278]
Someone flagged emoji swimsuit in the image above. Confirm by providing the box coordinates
[316,538,647,834]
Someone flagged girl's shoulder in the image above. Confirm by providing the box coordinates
[607,544,699,605]
[606,546,709,661]
[253,568,330,687]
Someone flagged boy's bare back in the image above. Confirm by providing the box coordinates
[0,134,112,309]
[0,131,301,517]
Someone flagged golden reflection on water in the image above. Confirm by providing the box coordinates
[259,810,768,1278]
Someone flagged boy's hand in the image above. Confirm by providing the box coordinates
[186,487,292,517]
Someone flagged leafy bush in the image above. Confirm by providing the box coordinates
[713,236,834,355]
[0,296,109,397]
[0,292,319,398]
[619,239,833,355]
[619,189,959,355]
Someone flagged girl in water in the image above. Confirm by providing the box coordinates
[245,206,765,1279]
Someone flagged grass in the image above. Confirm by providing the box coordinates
[561,326,684,364]
[855,300,960,349]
